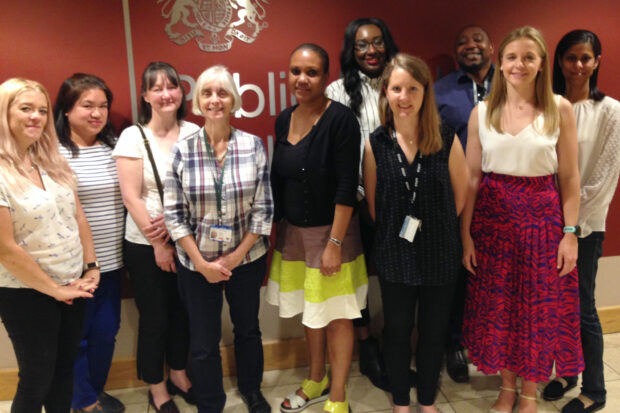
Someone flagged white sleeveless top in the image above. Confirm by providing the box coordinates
[478,97,560,177]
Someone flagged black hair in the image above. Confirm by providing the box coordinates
[138,61,187,124]
[290,43,330,74]
[340,17,399,117]
[553,29,605,101]
[53,73,116,157]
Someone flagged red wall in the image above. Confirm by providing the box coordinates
[2,0,619,254]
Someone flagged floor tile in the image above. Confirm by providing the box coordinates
[107,386,149,406]
[0,400,11,413]
[603,346,620,375]
[603,332,620,349]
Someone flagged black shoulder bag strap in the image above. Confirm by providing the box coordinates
[136,124,164,203]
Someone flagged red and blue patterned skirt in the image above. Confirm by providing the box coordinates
[463,173,584,382]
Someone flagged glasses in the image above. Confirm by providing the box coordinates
[354,38,385,53]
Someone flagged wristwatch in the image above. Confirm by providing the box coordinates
[562,226,581,236]
[83,261,100,272]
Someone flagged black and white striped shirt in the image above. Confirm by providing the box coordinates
[60,144,124,272]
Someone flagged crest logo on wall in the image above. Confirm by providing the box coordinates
[158,0,269,52]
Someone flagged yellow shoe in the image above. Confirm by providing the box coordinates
[280,374,330,413]
[324,398,350,413]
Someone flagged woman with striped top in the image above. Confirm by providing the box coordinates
[54,73,125,413]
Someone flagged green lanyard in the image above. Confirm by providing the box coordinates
[203,129,227,225]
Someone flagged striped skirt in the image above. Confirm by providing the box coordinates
[462,173,584,382]
[265,215,368,329]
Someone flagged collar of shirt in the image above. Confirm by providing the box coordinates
[359,70,382,91]
[455,64,495,86]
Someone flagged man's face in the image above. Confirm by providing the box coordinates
[455,26,493,74]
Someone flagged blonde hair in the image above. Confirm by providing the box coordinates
[0,78,75,191]
[486,26,559,135]
[192,65,242,116]
[378,53,442,155]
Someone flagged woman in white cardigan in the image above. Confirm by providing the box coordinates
[542,30,620,413]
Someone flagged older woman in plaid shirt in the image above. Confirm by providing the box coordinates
[163,65,273,413]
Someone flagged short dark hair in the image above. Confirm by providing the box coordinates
[290,43,330,74]
[53,73,116,157]
[340,18,399,116]
[553,29,605,101]
[138,61,187,124]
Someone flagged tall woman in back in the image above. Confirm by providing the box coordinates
[541,30,620,413]
[54,73,126,413]
[113,62,198,412]
[461,27,583,413]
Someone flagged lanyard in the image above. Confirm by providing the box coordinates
[203,129,227,225]
[391,130,422,209]
[472,76,491,105]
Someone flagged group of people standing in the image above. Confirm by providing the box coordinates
[0,16,618,413]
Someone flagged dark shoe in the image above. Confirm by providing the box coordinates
[543,377,578,401]
[148,390,180,413]
[166,378,196,405]
[98,392,125,413]
[359,337,390,390]
[561,397,605,413]
[409,368,417,388]
[241,391,271,413]
[446,349,469,383]
[72,403,105,412]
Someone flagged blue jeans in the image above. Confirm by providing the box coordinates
[562,232,606,403]
[0,287,86,413]
[72,270,122,409]
[177,255,267,413]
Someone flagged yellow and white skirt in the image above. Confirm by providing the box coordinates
[265,215,368,329]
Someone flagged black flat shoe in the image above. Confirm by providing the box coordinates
[166,378,196,405]
[98,392,125,413]
[148,390,180,413]
[446,349,469,383]
[561,397,605,413]
[359,337,390,390]
[543,377,578,401]
[241,391,271,413]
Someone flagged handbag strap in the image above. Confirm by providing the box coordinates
[136,124,164,203]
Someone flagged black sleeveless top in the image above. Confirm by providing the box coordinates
[370,124,460,286]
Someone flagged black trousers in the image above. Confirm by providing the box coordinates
[0,287,86,413]
[124,241,189,384]
[177,255,267,413]
[380,278,456,406]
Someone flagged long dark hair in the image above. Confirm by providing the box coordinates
[138,61,187,124]
[340,17,399,117]
[53,73,116,157]
[553,29,605,101]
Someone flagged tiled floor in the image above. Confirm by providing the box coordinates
[2,333,619,412]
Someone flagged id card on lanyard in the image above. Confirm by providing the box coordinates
[204,129,233,243]
[392,130,423,243]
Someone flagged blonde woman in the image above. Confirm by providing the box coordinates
[461,27,582,413]
[0,78,98,412]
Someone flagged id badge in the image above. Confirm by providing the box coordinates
[209,225,233,243]
[399,215,421,243]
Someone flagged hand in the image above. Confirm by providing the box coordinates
[143,214,170,243]
[153,242,177,273]
[70,269,100,294]
[213,251,243,272]
[462,234,477,274]
[196,260,232,283]
[320,242,342,276]
[50,284,94,304]
[557,233,578,277]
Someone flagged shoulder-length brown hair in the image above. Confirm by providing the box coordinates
[486,26,559,135]
[378,53,442,155]
[0,78,75,191]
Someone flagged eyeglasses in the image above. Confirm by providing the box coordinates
[354,38,385,53]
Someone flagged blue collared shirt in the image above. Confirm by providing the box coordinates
[434,65,495,149]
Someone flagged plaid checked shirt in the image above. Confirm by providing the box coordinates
[164,127,273,270]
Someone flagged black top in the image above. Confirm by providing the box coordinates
[370,124,460,286]
[271,101,361,227]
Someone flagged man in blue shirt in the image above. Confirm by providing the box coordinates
[434,25,495,384]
